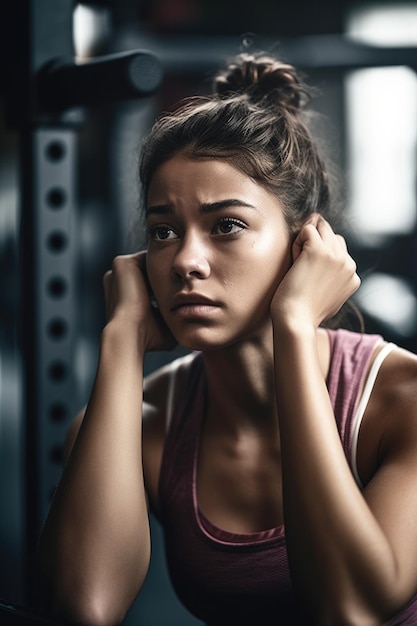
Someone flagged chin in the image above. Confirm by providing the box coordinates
[174,329,250,353]
[176,337,225,352]
[167,316,272,353]
[169,327,223,351]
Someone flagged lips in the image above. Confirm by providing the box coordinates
[171,293,220,311]
[170,293,221,318]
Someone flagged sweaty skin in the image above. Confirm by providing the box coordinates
[146,155,294,352]
[39,154,417,626]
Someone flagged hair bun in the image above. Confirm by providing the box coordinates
[214,53,308,114]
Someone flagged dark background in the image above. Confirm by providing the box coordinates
[1,1,417,624]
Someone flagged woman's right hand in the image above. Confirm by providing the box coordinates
[103,251,176,352]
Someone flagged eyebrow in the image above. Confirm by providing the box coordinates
[146,199,257,217]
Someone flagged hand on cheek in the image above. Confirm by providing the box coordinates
[271,214,361,330]
[104,251,177,352]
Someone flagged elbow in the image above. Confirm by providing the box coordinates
[314,607,380,626]
[42,562,150,626]
[52,593,128,626]
[305,569,411,626]
[313,596,401,626]
[38,537,150,626]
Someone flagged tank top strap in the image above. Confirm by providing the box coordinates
[326,329,382,462]
[350,341,395,487]
[158,351,205,517]
[325,328,391,483]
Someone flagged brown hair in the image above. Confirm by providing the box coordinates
[139,52,332,234]
[139,53,363,330]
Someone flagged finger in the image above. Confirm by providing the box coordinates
[335,233,348,251]
[127,250,148,283]
[103,269,112,297]
[103,269,113,319]
[315,216,336,239]
[133,249,147,267]
[303,212,321,227]
[315,218,349,255]
[291,220,322,262]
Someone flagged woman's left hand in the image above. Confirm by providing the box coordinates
[270,213,361,330]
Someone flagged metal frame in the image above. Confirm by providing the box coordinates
[7,0,163,600]
[14,0,78,598]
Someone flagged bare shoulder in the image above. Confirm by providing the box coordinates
[142,352,196,516]
[371,343,417,452]
[360,344,417,607]
[357,342,417,486]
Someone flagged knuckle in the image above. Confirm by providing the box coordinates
[103,269,112,284]
[346,256,357,273]
[112,254,126,268]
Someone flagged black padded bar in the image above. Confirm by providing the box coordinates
[38,50,163,111]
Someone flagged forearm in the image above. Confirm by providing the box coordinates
[39,318,150,625]
[273,322,398,624]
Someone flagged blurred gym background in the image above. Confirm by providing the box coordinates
[1,1,417,623]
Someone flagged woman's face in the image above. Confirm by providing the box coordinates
[146,154,293,351]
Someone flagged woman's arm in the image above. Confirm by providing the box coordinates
[271,216,417,625]
[38,252,175,626]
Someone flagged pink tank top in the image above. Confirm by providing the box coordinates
[158,329,417,625]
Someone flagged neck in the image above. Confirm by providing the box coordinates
[200,326,330,436]
[201,328,278,434]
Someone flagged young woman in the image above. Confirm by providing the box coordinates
[39,54,417,625]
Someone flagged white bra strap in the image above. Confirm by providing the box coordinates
[350,342,396,487]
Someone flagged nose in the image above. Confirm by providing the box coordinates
[172,231,211,281]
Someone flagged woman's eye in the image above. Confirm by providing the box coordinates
[214,219,246,236]
[148,225,178,241]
